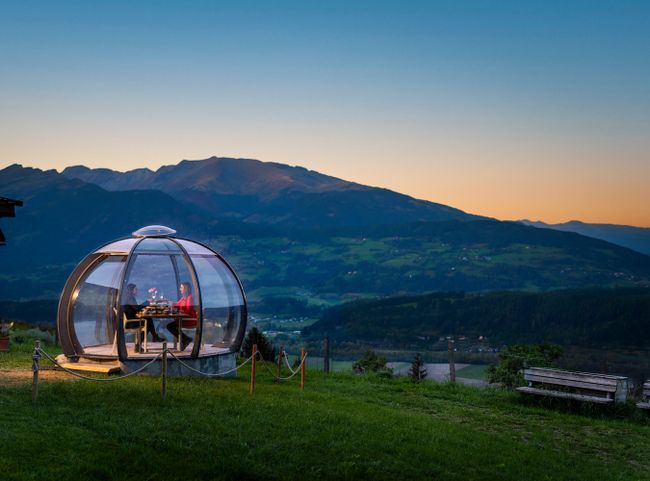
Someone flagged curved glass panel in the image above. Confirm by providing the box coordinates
[72,256,126,354]
[133,225,177,237]
[175,239,215,256]
[191,255,244,351]
[134,238,182,252]
[96,238,139,254]
[121,251,198,357]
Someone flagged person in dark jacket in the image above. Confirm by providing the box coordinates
[123,283,165,344]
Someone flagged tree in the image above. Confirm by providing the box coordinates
[241,327,276,362]
[352,350,392,376]
[486,343,563,388]
[409,353,427,382]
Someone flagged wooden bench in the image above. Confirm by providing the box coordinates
[516,367,628,404]
[637,382,650,410]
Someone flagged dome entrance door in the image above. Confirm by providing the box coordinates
[70,255,126,357]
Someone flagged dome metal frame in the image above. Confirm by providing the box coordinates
[57,228,248,362]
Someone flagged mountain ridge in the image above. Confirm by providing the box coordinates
[62,157,364,196]
[520,219,650,256]
[60,156,484,227]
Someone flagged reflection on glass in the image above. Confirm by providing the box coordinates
[72,256,126,351]
[127,254,183,303]
[175,239,215,255]
[96,238,139,254]
[191,255,244,349]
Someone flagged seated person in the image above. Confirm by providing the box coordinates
[166,281,198,351]
[123,283,165,344]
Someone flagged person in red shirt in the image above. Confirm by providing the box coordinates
[167,281,198,351]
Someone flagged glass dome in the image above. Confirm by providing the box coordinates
[57,226,247,361]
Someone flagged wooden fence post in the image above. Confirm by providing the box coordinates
[161,341,168,400]
[323,336,330,374]
[250,344,257,395]
[448,339,456,383]
[300,347,306,391]
[276,345,284,382]
[32,340,41,402]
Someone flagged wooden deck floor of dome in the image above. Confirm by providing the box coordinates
[82,342,231,358]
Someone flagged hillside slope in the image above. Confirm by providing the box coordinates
[521,219,650,256]
[305,288,650,348]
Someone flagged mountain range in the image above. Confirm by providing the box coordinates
[1,157,649,307]
[62,157,481,228]
[519,220,650,256]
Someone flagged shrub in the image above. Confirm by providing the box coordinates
[486,343,563,388]
[9,327,55,345]
[241,327,276,362]
[352,350,393,377]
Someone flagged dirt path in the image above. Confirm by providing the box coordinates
[0,368,75,386]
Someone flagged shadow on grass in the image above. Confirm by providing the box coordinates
[513,390,650,424]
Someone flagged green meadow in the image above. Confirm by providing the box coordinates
[212,233,647,310]
[2,343,650,481]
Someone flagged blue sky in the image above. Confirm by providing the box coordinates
[1,1,648,225]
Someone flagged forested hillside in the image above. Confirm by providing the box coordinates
[305,288,650,348]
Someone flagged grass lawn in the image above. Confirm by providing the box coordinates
[2,344,650,481]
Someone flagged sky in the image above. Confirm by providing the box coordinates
[0,0,648,226]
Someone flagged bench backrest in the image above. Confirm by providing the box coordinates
[643,381,650,400]
[524,367,628,402]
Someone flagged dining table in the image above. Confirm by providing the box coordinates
[137,309,192,351]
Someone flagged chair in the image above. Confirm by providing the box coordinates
[112,307,147,354]
[124,314,148,353]
[174,317,197,351]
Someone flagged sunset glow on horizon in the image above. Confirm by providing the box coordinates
[1,1,648,227]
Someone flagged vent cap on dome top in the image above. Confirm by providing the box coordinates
[132,225,177,238]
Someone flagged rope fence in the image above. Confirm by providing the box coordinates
[38,347,165,381]
[30,341,308,401]
[283,351,299,375]
[28,334,566,403]
[165,350,257,378]
[260,348,308,381]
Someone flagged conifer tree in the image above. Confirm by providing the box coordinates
[241,327,276,362]
[409,353,427,382]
